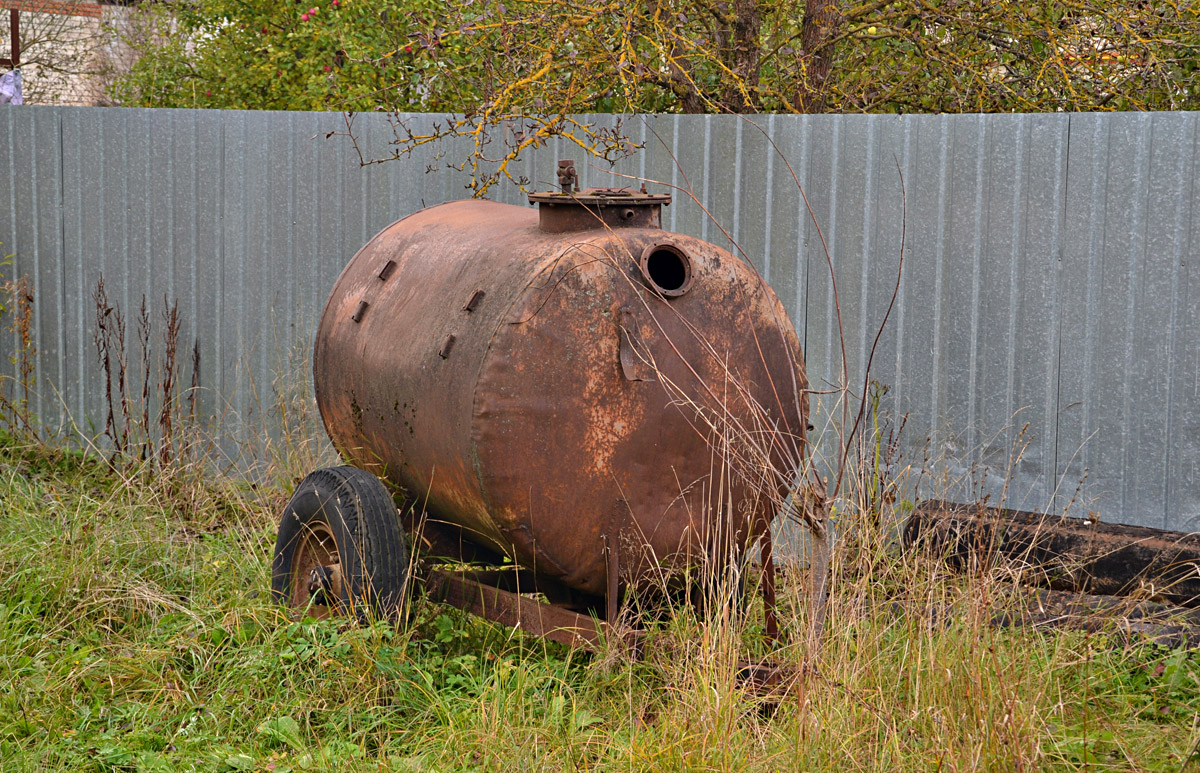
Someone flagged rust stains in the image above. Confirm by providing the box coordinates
[314,192,810,604]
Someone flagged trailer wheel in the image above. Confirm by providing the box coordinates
[271,466,409,621]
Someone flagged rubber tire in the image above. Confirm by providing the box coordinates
[271,466,409,621]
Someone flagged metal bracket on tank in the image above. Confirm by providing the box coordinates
[529,160,670,233]
[617,307,656,382]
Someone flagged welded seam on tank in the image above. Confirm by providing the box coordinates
[466,236,588,524]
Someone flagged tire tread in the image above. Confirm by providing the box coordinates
[272,465,409,620]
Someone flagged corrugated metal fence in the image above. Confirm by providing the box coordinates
[1,107,1196,532]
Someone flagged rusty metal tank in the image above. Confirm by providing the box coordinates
[314,177,810,600]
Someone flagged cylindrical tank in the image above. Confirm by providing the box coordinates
[314,187,810,598]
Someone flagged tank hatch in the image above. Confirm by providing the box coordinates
[528,160,670,233]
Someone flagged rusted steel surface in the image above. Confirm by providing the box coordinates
[736,660,794,703]
[315,188,809,602]
[426,568,605,649]
[760,528,779,643]
[904,500,1200,606]
[527,187,670,233]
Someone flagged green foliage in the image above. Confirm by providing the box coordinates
[114,0,463,111]
[828,2,1200,113]
[115,1,1200,114]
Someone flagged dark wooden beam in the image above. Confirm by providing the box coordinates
[904,500,1200,607]
[1,11,19,69]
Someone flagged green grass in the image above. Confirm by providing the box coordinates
[1,433,1198,771]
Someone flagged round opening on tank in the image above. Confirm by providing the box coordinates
[639,243,693,297]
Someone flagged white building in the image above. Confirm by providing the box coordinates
[1,0,141,105]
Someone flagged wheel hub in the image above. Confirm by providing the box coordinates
[289,521,343,618]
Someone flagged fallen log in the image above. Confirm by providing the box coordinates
[903,500,1200,607]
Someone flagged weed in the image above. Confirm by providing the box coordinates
[92,275,193,469]
[0,243,37,438]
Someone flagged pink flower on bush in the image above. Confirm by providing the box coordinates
[300,12,309,20]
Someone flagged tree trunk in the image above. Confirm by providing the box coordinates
[904,500,1200,608]
[795,0,841,112]
[726,0,762,112]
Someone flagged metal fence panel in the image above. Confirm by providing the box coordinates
[0,106,1197,533]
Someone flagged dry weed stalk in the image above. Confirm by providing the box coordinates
[137,296,153,457]
[91,273,194,471]
[159,299,181,466]
[92,276,120,454]
[0,272,37,437]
